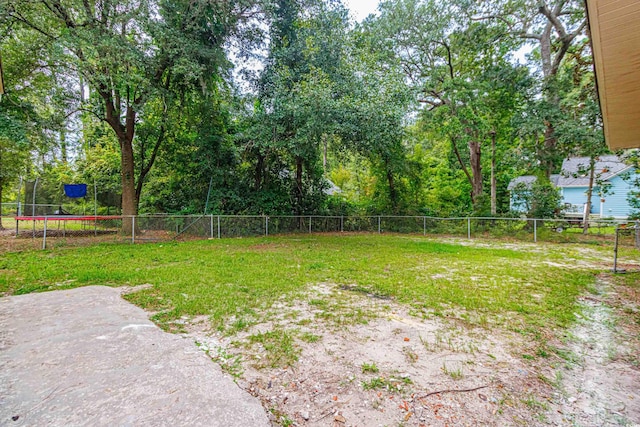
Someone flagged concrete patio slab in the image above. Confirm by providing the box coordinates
[0,286,269,427]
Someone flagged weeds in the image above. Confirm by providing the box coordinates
[402,347,419,364]
[206,346,244,379]
[361,362,379,374]
[441,362,464,380]
[299,331,321,343]
[248,329,300,369]
[361,376,412,391]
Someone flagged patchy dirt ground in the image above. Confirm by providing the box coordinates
[2,231,639,426]
[177,282,570,426]
[548,275,640,427]
[156,237,640,427]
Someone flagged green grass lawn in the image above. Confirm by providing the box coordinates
[1,217,15,229]
[0,234,606,341]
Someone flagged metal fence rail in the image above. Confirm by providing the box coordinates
[1,202,110,217]
[7,214,640,250]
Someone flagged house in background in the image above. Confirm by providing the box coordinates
[509,155,637,219]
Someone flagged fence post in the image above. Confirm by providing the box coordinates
[636,220,640,249]
[467,217,471,239]
[265,216,269,236]
[378,216,381,234]
[210,215,214,239]
[217,215,221,239]
[423,216,426,236]
[309,216,312,233]
[131,216,135,244]
[341,215,344,233]
[32,177,38,217]
[42,217,48,250]
[534,219,537,243]
[613,226,620,273]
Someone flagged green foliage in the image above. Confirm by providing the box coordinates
[511,178,562,219]
[623,152,640,219]
[0,0,608,219]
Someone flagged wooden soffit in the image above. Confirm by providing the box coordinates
[586,0,640,149]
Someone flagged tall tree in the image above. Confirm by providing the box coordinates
[0,21,62,223]
[554,49,609,232]
[251,0,352,215]
[372,0,525,212]
[477,0,588,177]
[2,0,258,228]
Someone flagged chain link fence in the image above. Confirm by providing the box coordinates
[4,214,639,250]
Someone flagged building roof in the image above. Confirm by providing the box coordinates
[556,155,632,187]
[507,174,560,190]
[586,0,640,149]
[507,175,536,191]
[324,179,341,196]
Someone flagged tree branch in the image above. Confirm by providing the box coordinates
[8,11,58,39]
[136,124,164,201]
[538,3,567,40]
[551,20,587,75]
[42,0,77,29]
[451,136,473,186]
[416,385,489,400]
[519,31,542,41]
[64,107,105,123]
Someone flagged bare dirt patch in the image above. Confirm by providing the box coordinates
[548,274,640,426]
[184,283,559,426]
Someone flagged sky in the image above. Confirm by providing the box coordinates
[345,0,381,22]
[344,0,531,64]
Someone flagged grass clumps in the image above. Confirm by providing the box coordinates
[361,362,379,374]
[0,234,605,344]
[361,376,412,391]
[247,329,300,369]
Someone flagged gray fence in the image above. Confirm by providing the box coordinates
[6,214,639,250]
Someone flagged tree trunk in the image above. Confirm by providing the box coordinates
[295,156,303,216]
[60,129,68,164]
[386,165,397,212]
[583,157,596,234]
[490,131,496,215]
[0,179,4,230]
[102,94,139,234]
[540,26,558,179]
[542,123,557,178]
[323,136,327,172]
[120,136,137,234]
[255,153,264,190]
[469,140,483,207]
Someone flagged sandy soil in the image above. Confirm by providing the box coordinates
[2,232,639,425]
[185,283,564,426]
[179,271,640,427]
[548,276,640,427]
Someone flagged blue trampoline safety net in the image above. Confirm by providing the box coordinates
[64,184,87,198]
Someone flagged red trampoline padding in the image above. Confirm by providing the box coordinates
[15,216,121,221]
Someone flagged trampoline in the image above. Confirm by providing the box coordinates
[15,215,123,241]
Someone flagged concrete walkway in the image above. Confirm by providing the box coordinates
[0,286,269,427]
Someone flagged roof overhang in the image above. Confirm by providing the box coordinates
[586,0,640,149]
